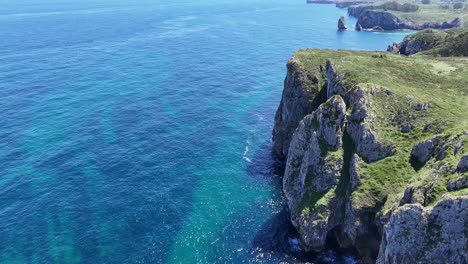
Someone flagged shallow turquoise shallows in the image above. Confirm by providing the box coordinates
[0,0,411,263]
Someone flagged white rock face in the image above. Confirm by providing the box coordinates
[345,86,395,162]
[283,95,346,250]
[377,196,468,264]
[273,56,325,160]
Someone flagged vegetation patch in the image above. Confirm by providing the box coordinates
[292,49,467,216]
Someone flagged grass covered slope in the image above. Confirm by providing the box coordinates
[388,28,468,56]
[288,48,467,222]
[409,28,468,56]
[390,3,468,27]
[349,1,466,29]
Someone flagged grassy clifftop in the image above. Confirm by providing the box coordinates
[390,3,468,27]
[292,49,467,215]
[402,28,468,56]
[349,1,467,28]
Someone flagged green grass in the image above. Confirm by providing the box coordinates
[417,28,468,56]
[350,1,468,27]
[291,49,467,215]
[390,3,468,27]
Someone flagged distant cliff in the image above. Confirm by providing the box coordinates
[272,48,467,263]
[347,2,463,30]
[387,28,468,56]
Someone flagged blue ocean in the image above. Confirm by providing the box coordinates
[0,0,411,263]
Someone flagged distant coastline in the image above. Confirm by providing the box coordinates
[308,0,465,31]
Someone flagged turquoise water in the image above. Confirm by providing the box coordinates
[0,0,411,263]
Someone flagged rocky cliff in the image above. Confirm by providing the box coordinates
[338,16,348,30]
[356,10,402,30]
[387,28,468,56]
[273,49,468,263]
[377,195,467,264]
[348,4,462,31]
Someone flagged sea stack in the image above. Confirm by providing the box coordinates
[338,16,347,30]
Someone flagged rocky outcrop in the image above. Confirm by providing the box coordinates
[273,51,467,264]
[338,16,348,30]
[352,8,462,31]
[377,196,468,264]
[402,17,461,30]
[272,56,326,160]
[447,176,468,191]
[345,87,395,162]
[356,10,402,30]
[409,135,464,170]
[388,28,447,55]
[441,17,462,29]
[386,42,401,53]
[410,136,441,168]
[457,155,468,173]
[400,161,452,206]
[280,57,396,261]
[283,95,347,250]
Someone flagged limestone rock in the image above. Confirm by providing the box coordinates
[283,95,346,250]
[387,42,401,53]
[338,16,348,30]
[272,56,325,160]
[440,17,462,29]
[377,196,468,264]
[457,154,468,173]
[400,161,452,206]
[349,153,361,190]
[447,176,468,191]
[345,87,395,162]
[410,136,440,167]
[356,10,401,30]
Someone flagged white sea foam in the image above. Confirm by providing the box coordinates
[243,142,251,162]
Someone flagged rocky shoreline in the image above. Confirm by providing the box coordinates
[387,28,468,56]
[308,0,463,31]
[351,10,461,31]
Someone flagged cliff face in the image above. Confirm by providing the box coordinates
[338,16,348,30]
[387,28,468,56]
[377,196,468,264]
[273,56,326,160]
[349,7,462,30]
[283,95,347,250]
[273,49,468,263]
[356,10,401,30]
